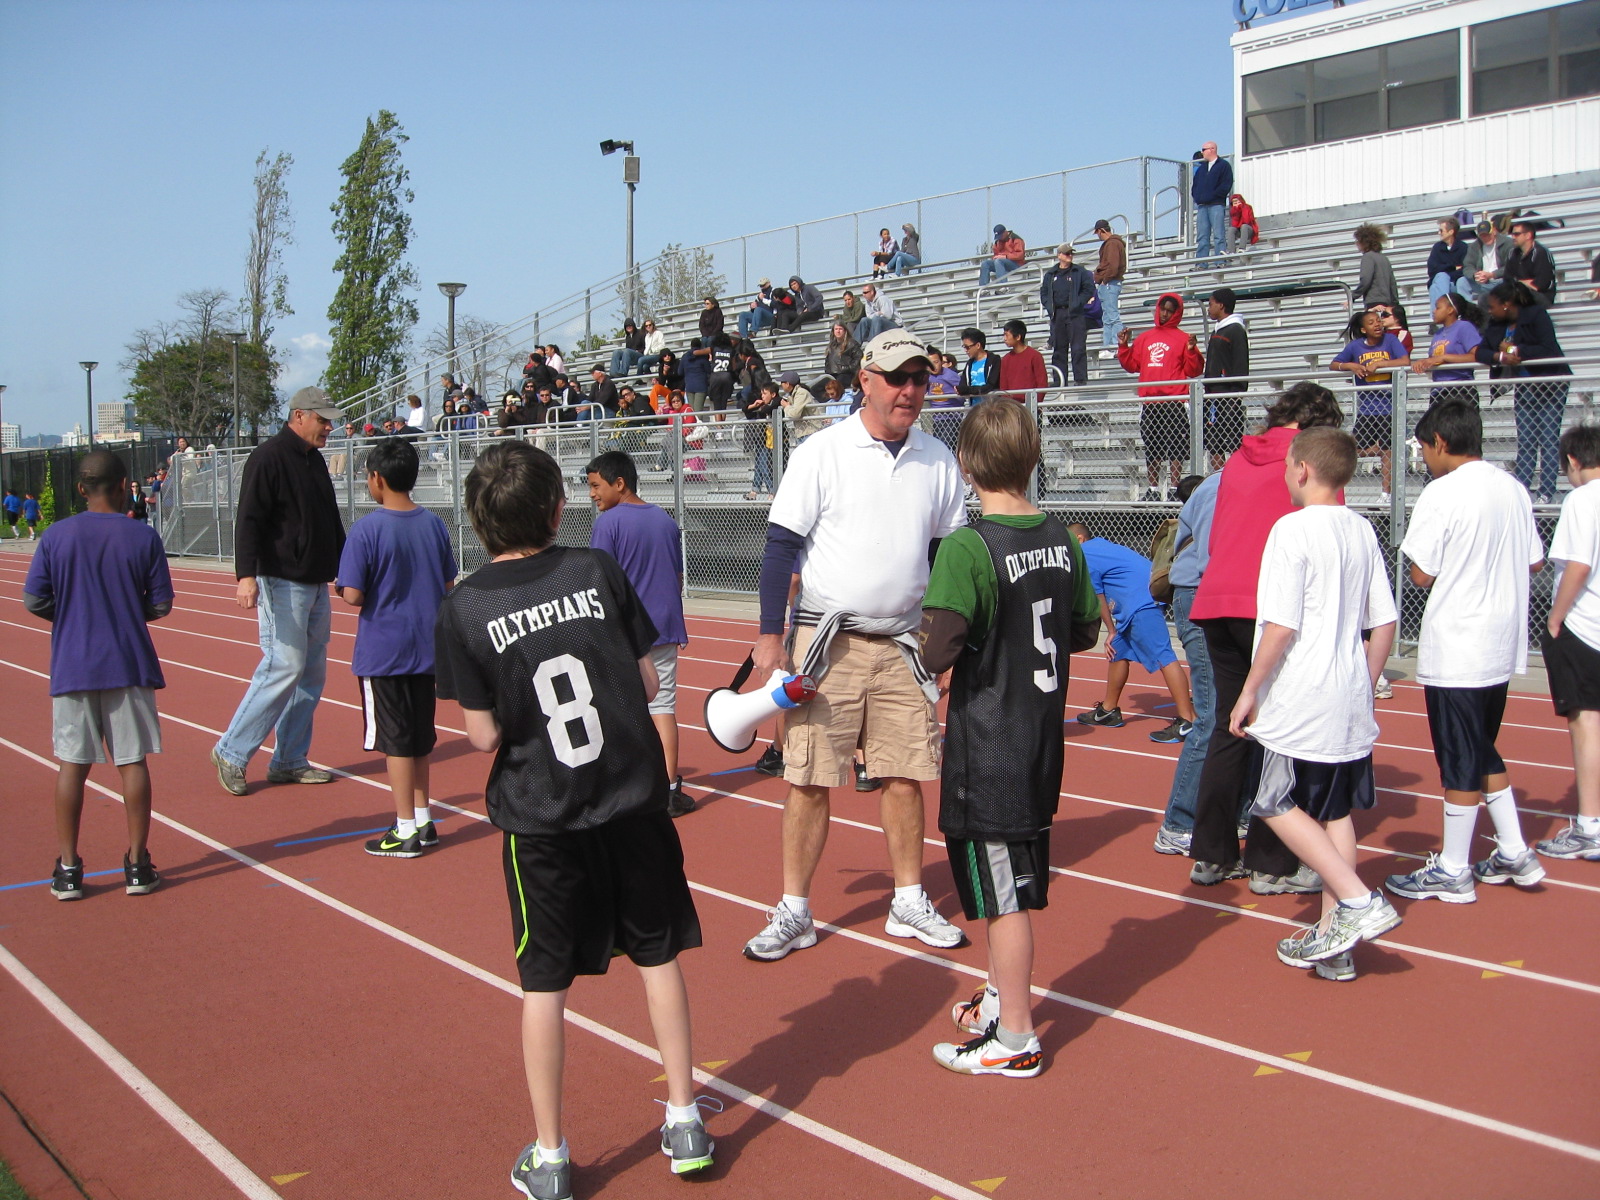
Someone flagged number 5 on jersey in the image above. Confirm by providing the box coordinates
[1031,598,1058,694]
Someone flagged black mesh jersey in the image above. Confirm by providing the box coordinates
[435,546,666,835]
[939,516,1080,841]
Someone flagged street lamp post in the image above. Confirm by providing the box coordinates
[599,140,639,320]
[79,362,98,449]
[226,332,246,448]
[437,283,466,391]
[0,384,8,498]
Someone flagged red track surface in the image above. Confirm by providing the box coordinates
[1,551,1597,1199]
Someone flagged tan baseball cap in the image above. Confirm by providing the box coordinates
[289,386,344,421]
[861,330,938,372]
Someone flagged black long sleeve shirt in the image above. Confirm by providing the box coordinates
[234,426,345,583]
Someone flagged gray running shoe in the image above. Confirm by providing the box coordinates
[660,1116,715,1175]
[1250,864,1323,895]
[1276,923,1345,966]
[211,747,247,796]
[1276,933,1356,980]
[885,893,964,948]
[1536,821,1600,861]
[1385,853,1476,904]
[510,1142,571,1200]
[1472,843,1546,887]
[1148,718,1193,744]
[1190,860,1246,886]
[1152,825,1192,855]
[742,906,817,961]
[1314,951,1357,982]
[1076,703,1125,728]
[265,765,335,785]
[1329,890,1402,946]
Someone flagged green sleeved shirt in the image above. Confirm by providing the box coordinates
[924,513,1098,643]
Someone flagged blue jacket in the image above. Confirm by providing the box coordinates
[1191,157,1233,206]
[1425,238,1470,284]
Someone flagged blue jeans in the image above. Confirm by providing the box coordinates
[1097,280,1123,346]
[885,251,920,275]
[1513,379,1569,498]
[856,315,900,341]
[609,348,642,377]
[738,307,774,339]
[1455,276,1491,303]
[752,445,773,494]
[1428,272,1456,306]
[216,577,331,772]
[1195,203,1226,262]
[1160,586,1214,833]
[978,257,1021,287]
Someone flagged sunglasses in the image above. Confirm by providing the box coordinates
[869,367,930,387]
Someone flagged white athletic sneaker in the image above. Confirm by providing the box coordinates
[1373,674,1394,700]
[885,893,964,948]
[932,1024,1043,1078]
[742,906,817,962]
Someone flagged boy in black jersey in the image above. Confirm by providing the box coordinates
[918,400,1100,1077]
[434,443,710,1198]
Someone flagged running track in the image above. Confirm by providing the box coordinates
[0,552,1596,1200]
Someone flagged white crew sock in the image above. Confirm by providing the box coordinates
[665,1101,700,1125]
[395,818,417,838]
[536,1138,568,1165]
[1482,787,1527,856]
[892,884,925,907]
[414,806,432,828]
[1338,890,1372,909]
[1578,814,1600,835]
[1439,801,1479,873]
[780,894,810,917]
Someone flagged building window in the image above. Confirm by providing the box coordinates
[1472,0,1600,115]
[1242,30,1459,154]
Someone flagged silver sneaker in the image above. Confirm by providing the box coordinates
[1536,821,1600,861]
[1190,860,1246,886]
[742,906,817,961]
[1250,864,1323,895]
[1153,825,1192,855]
[1277,933,1356,980]
[659,1097,720,1176]
[1315,951,1357,982]
[265,765,335,785]
[1329,890,1402,946]
[510,1142,571,1200]
[1385,853,1476,904]
[1471,843,1547,888]
[885,893,964,948]
[211,747,247,796]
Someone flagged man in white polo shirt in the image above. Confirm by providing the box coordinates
[743,330,969,961]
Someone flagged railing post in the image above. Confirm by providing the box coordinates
[741,238,748,297]
[210,455,222,562]
[1026,390,1041,506]
[345,434,357,524]
[985,187,992,242]
[1189,378,1206,476]
[223,447,235,563]
[1141,157,1151,242]
[449,429,463,559]
[1060,172,1068,246]
[771,405,786,493]
[672,414,687,591]
[795,224,801,281]
[853,212,860,278]
[1389,369,1411,650]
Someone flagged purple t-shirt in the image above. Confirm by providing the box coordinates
[591,501,686,647]
[337,506,458,677]
[24,512,173,696]
[1427,320,1483,383]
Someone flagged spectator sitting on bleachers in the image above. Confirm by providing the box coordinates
[788,276,825,327]
[886,223,920,275]
[856,282,900,341]
[461,387,486,414]
[650,351,683,410]
[1117,292,1204,501]
[491,392,523,436]
[544,345,566,376]
[1330,306,1411,503]
[1351,223,1399,309]
[1506,217,1559,308]
[838,289,865,337]
[1412,293,1484,407]
[778,370,823,440]
[1427,217,1471,307]
[734,339,774,411]
[529,386,557,427]
[1459,220,1514,303]
[433,398,458,431]
[1040,243,1096,385]
[610,319,646,377]
[871,227,898,279]
[586,364,620,419]
[738,278,777,340]
[699,297,725,343]
[957,328,1002,397]
[824,321,862,388]
[818,376,853,420]
[522,352,556,397]
[998,319,1046,399]
[1228,194,1258,254]
[638,320,667,372]
[1379,301,1414,356]
[978,225,1026,287]
[438,373,463,406]
[404,394,428,434]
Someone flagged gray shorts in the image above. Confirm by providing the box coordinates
[647,644,680,716]
[52,687,162,765]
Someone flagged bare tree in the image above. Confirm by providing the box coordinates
[420,313,512,396]
[244,149,295,345]
[621,243,727,324]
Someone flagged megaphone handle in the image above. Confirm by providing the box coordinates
[729,653,755,692]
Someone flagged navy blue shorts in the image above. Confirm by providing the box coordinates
[1111,607,1178,673]
[1423,683,1508,791]
[1248,750,1375,823]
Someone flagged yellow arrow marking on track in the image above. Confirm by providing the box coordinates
[1285,1051,1313,1062]
[1253,1064,1282,1076]
[1483,958,1525,979]
[270,1173,309,1186]
[971,1177,1007,1192]
[700,1059,729,1070]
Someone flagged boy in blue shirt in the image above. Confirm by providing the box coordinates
[22,492,43,540]
[24,451,173,898]
[336,439,458,858]
[2,488,20,537]
[1069,525,1195,742]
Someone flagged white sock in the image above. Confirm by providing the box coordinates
[1338,890,1372,909]
[893,884,925,907]
[1439,802,1478,873]
[1578,814,1600,835]
[414,806,432,827]
[780,894,809,917]
[1483,787,1527,856]
[536,1138,568,1165]
[395,818,417,838]
[665,1101,700,1126]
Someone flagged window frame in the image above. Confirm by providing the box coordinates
[1470,1,1600,115]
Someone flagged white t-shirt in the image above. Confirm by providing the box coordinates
[405,405,428,431]
[768,411,966,625]
[1248,505,1398,763]
[1550,479,1600,651]
[1400,459,1542,687]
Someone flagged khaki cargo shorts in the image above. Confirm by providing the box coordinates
[782,626,939,788]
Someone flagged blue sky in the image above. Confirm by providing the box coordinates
[0,0,1253,439]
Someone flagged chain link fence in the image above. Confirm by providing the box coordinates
[154,365,1599,655]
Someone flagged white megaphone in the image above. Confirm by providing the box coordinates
[704,658,818,754]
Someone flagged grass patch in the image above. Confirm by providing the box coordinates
[0,1157,32,1200]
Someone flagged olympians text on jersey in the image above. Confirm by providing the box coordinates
[435,547,668,835]
[941,516,1080,841]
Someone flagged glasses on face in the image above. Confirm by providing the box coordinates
[869,367,930,387]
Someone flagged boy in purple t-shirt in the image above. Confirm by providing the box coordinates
[585,450,693,816]
[24,450,174,899]
[336,439,457,858]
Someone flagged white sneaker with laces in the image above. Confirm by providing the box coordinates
[885,893,964,948]
[742,905,817,962]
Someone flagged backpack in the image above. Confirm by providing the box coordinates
[1147,518,1180,605]
[1083,287,1103,331]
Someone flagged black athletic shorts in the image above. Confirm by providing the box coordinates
[360,674,438,758]
[1203,396,1245,456]
[1541,626,1600,716]
[502,809,702,993]
[1248,750,1375,823]
[945,830,1051,921]
[1140,401,1190,464]
[1423,683,1508,791]
[1351,412,1391,450]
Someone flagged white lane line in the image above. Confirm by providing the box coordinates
[0,733,991,1200]
[0,943,280,1199]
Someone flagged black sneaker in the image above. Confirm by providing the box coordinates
[667,777,696,818]
[1148,718,1193,744]
[753,744,785,777]
[51,858,84,901]
[364,825,425,858]
[854,760,882,792]
[1076,703,1125,728]
[124,851,161,896]
[417,821,439,847]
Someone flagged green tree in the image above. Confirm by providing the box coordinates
[245,148,295,345]
[38,463,56,524]
[325,110,418,402]
[622,243,727,324]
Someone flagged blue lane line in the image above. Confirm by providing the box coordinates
[274,826,391,848]
[706,765,755,777]
[1,869,121,893]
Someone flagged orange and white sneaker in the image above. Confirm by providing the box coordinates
[932,1023,1043,1078]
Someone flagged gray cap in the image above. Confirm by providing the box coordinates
[1056,243,1075,256]
[778,370,801,385]
[289,386,343,420]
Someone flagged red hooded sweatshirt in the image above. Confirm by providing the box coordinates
[1116,292,1203,400]
[1189,424,1297,621]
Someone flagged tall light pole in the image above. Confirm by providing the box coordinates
[599,140,639,320]
[225,332,246,447]
[79,362,98,449]
[437,282,466,390]
[0,384,8,498]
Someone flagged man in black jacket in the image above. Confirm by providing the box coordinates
[1202,287,1250,468]
[211,388,347,796]
[1038,244,1096,385]
[1505,219,1558,307]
